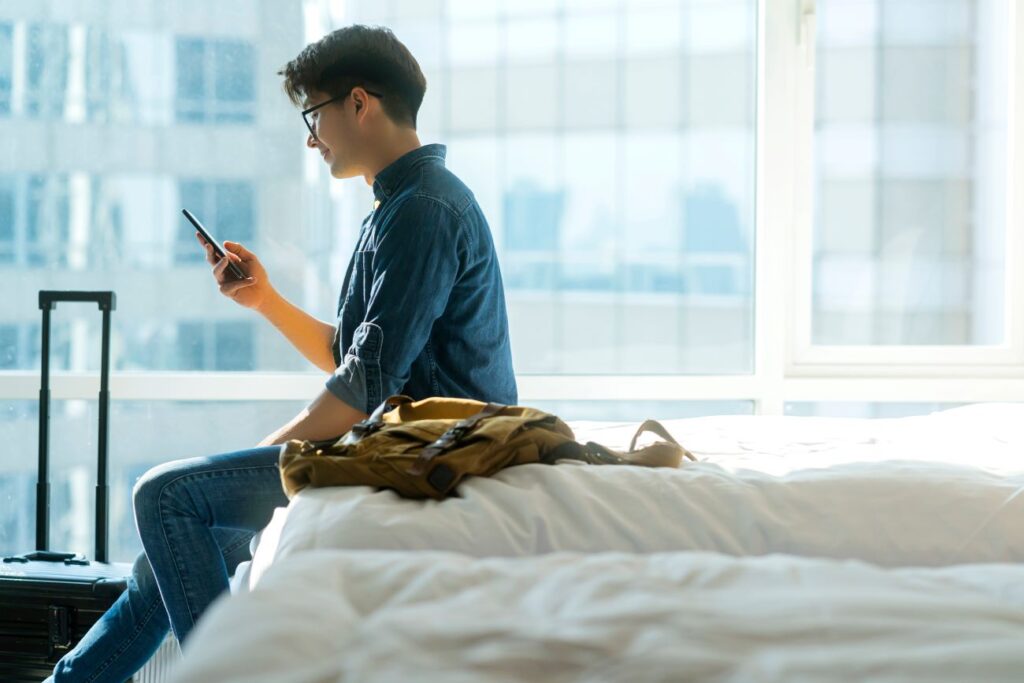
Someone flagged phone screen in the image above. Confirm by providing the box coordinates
[181,208,247,281]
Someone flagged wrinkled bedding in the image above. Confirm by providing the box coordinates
[233,404,1024,592]
[186,549,1024,683]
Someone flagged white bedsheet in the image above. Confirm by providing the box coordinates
[180,549,1024,683]
[235,404,1024,591]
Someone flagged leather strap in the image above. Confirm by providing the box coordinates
[344,395,413,445]
[408,402,507,476]
[629,419,696,461]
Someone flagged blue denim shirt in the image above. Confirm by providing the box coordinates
[325,144,518,413]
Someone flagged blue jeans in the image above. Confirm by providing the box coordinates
[48,446,287,682]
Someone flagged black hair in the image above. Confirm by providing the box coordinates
[279,25,426,128]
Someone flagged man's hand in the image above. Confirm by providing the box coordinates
[198,235,273,312]
[258,389,369,447]
[215,243,338,374]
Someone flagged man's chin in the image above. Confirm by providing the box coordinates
[328,161,354,179]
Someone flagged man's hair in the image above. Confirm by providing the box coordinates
[279,25,426,128]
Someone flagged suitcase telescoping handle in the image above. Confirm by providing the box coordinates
[37,290,116,564]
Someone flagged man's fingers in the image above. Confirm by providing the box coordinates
[224,241,255,261]
[213,256,230,278]
[219,278,257,297]
[196,234,218,265]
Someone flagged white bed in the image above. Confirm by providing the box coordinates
[177,549,1024,683]
[182,404,1024,682]
[236,403,1024,591]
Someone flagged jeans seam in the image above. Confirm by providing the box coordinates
[151,463,279,635]
[81,594,164,683]
[219,533,253,557]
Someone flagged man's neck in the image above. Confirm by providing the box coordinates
[364,129,422,186]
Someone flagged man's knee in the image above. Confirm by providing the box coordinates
[132,460,188,519]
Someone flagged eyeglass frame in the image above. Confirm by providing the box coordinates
[301,88,385,141]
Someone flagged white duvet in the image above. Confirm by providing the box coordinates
[239,404,1024,590]
[176,549,1024,683]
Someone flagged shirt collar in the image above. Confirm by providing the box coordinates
[372,143,447,202]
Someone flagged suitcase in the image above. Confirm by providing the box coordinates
[0,290,132,682]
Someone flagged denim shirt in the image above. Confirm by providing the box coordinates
[325,144,518,414]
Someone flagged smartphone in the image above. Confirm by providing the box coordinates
[181,208,248,281]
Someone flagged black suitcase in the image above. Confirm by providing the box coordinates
[0,291,132,682]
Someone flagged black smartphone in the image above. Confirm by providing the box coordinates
[181,208,248,281]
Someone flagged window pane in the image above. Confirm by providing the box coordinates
[175,37,206,123]
[214,321,254,371]
[212,41,255,123]
[0,22,12,115]
[812,0,1009,345]
[25,24,68,118]
[215,181,255,243]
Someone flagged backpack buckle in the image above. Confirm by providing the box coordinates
[407,402,507,477]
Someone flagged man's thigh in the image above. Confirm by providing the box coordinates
[133,446,288,532]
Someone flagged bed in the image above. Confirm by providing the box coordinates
[236,403,1024,591]
[179,404,1024,680]
[176,550,1024,682]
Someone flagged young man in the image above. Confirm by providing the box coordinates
[47,25,515,682]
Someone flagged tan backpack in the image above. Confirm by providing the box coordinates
[279,395,696,500]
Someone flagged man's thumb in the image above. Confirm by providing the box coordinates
[225,241,252,258]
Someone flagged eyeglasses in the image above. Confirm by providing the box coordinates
[302,89,384,141]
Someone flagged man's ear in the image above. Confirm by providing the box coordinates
[351,87,368,116]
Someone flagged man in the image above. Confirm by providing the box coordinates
[48,24,516,681]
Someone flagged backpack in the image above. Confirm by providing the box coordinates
[279,394,696,500]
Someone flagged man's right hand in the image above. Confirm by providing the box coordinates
[197,233,272,312]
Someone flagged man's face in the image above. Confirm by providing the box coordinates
[304,89,363,179]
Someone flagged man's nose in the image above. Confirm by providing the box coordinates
[306,133,318,148]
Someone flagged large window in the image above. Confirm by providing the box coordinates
[0,1,1021,562]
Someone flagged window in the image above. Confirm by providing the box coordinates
[24,23,69,118]
[811,0,1010,347]
[0,176,13,263]
[25,174,70,268]
[0,325,16,369]
[175,37,255,124]
[0,1,1020,562]
[0,23,12,116]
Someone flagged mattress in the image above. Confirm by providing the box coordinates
[235,404,1024,591]
[181,549,1024,683]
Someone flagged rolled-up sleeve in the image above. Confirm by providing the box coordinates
[324,196,463,413]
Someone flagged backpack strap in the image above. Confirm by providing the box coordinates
[345,395,414,444]
[407,402,507,476]
[629,420,697,461]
